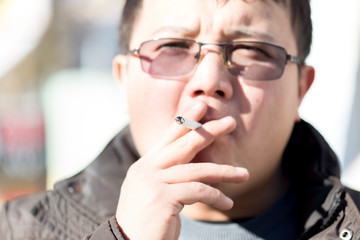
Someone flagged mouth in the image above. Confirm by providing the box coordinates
[191,145,224,164]
[197,104,233,125]
[198,113,221,125]
[199,115,231,126]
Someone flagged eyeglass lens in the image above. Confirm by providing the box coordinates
[136,38,288,80]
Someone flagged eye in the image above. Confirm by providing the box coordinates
[156,40,192,51]
[234,44,271,59]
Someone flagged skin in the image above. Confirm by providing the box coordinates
[113,0,315,239]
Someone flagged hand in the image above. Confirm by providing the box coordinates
[116,104,249,240]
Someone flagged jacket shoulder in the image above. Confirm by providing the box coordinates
[0,192,56,240]
[1,188,104,240]
[345,186,360,210]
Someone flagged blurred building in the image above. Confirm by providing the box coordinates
[0,0,52,204]
[0,0,126,204]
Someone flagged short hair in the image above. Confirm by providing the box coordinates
[118,0,312,64]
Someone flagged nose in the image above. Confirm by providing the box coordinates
[186,49,234,100]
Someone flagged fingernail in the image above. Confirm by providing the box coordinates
[235,167,249,175]
[225,196,234,207]
[220,116,234,124]
[192,102,203,110]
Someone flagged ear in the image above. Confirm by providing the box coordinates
[113,54,129,113]
[296,65,315,121]
[113,54,128,86]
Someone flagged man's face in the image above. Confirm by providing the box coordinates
[115,0,312,197]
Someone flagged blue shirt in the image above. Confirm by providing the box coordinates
[179,185,296,240]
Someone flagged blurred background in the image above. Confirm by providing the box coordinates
[0,0,359,205]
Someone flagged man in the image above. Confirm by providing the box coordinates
[1,0,359,239]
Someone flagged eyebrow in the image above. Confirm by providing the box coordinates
[224,26,275,42]
[151,26,199,38]
[150,25,275,42]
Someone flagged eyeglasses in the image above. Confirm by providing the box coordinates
[129,38,300,81]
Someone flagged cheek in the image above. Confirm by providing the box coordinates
[257,79,298,118]
[235,80,299,182]
[126,70,185,155]
[273,76,300,120]
[128,80,183,120]
[235,83,268,132]
[237,78,299,140]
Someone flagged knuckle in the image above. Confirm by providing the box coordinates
[178,137,196,152]
[212,188,222,200]
[126,161,150,181]
[220,165,234,176]
[190,182,223,205]
[178,134,205,153]
[126,163,139,178]
[185,163,204,172]
[191,182,207,194]
[207,188,223,206]
[217,165,238,179]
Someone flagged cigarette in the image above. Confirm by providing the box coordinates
[174,115,202,130]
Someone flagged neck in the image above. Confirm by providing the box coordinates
[181,169,289,222]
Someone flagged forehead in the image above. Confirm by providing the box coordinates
[131,0,293,48]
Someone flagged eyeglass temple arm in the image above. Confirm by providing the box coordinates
[129,49,139,56]
[287,54,301,65]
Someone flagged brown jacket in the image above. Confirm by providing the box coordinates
[1,122,360,240]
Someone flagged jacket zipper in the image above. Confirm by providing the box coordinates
[297,189,347,240]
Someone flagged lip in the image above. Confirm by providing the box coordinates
[199,113,230,125]
[189,99,233,125]
[199,116,215,125]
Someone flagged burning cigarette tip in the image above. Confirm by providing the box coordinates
[174,115,202,130]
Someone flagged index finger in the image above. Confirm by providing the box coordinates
[146,102,208,155]
[155,116,236,169]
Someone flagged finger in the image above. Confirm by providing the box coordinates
[168,182,234,211]
[146,101,208,155]
[156,116,236,168]
[163,163,249,184]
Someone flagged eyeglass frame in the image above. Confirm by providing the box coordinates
[128,37,301,80]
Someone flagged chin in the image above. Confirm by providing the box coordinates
[192,146,228,165]
[213,181,247,199]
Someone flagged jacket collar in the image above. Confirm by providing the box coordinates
[282,120,340,186]
[54,126,139,219]
[282,120,345,238]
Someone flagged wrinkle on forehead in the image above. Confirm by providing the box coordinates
[136,0,292,46]
[224,25,275,42]
[210,0,281,42]
[151,26,197,37]
[216,0,288,7]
